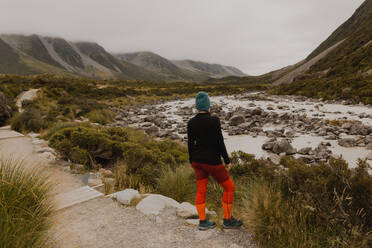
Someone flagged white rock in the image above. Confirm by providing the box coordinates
[177,202,198,218]
[176,202,216,218]
[38,152,56,161]
[32,139,46,145]
[36,147,56,155]
[136,194,180,215]
[115,189,140,205]
[28,132,40,138]
[185,219,199,226]
[88,177,103,187]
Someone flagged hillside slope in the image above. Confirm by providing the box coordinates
[0,34,166,81]
[116,51,246,81]
[116,51,208,81]
[172,59,247,78]
[0,34,247,82]
[273,0,372,84]
[270,0,372,104]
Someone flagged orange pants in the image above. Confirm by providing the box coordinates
[192,162,235,221]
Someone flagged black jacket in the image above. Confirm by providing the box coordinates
[187,112,230,165]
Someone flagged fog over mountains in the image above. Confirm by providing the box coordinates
[0,34,246,81]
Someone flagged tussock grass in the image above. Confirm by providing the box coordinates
[241,180,319,248]
[0,158,54,248]
[156,165,195,203]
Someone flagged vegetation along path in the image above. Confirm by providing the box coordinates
[0,126,255,248]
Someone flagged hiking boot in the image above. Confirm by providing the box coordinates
[199,219,217,231]
[222,216,243,229]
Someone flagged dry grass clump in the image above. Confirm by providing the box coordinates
[0,158,54,248]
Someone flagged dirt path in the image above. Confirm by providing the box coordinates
[53,197,255,248]
[0,126,255,248]
[0,126,84,193]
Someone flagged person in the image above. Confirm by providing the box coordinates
[187,91,243,231]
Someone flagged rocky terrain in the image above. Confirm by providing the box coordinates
[111,92,372,167]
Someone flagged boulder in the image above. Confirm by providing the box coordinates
[338,138,356,147]
[262,141,275,151]
[229,115,245,126]
[115,189,141,205]
[145,125,159,136]
[272,140,296,155]
[298,147,312,155]
[0,92,11,125]
[136,194,180,215]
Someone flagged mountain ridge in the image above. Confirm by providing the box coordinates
[0,34,247,82]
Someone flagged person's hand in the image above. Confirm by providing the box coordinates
[225,163,231,171]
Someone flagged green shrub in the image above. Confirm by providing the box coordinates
[85,109,114,125]
[156,165,195,203]
[0,158,54,248]
[232,151,372,247]
[10,107,46,133]
[49,125,128,166]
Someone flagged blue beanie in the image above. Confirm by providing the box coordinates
[195,91,210,111]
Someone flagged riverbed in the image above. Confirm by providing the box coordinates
[114,93,372,167]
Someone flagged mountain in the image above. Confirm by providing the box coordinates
[172,59,247,78]
[115,51,246,81]
[0,34,247,82]
[0,34,166,81]
[115,52,208,81]
[272,0,372,85]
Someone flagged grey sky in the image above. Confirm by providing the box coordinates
[0,0,364,75]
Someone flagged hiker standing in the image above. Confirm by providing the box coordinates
[187,91,243,230]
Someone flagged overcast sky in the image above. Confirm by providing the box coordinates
[0,0,365,75]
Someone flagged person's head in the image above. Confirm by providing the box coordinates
[195,91,210,112]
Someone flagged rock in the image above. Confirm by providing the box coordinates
[298,147,312,155]
[229,115,245,126]
[251,107,263,116]
[300,156,315,164]
[367,152,372,160]
[38,151,56,161]
[28,132,40,138]
[115,189,141,205]
[136,194,180,215]
[262,141,275,150]
[177,202,198,218]
[0,92,11,125]
[268,154,280,164]
[31,139,46,145]
[36,147,56,155]
[87,173,103,187]
[272,140,296,155]
[145,125,159,136]
[185,219,199,226]
[176,202,216,219]
[338,138,356,147]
